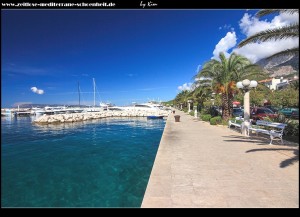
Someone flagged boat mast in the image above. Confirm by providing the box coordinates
[78,81,80,106]
[93,78,95,107]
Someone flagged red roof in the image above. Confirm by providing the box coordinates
[258,78,272,83]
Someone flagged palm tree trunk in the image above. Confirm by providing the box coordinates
[222,93,230,121]
[228,93,234,117]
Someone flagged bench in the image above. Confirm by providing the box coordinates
[228,117,243,133]
[248,120,287,145]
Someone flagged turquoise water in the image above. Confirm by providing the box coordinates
[1,116,165,207]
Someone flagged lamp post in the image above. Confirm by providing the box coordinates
[194,105,198,118]
[236,79,258,136]
[187,100,193,113]
[211,92,216,106]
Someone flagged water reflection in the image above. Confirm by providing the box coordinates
[32,117,166,132]
[1,116,14,122]
[1,114,40,122]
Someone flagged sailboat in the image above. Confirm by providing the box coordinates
[84,78,102,112]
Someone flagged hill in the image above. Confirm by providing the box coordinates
[256,53,299,78]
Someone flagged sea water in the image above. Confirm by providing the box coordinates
[1,116,165,207]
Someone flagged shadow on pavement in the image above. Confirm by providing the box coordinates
[222,135,273,146]
[222,134,298,147]
[246,148,299,168]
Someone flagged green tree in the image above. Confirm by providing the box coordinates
[250,88,267,107]
[268,87,299,107]
[238,9,299,59]
[174,90,190,109]
[290,80,299,90]
[196,52,264,121]
[188,85,212,111]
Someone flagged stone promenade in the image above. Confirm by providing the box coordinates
[142,110,299,208]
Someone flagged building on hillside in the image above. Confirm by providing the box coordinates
[258,77,295,90]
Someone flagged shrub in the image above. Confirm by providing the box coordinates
[261,116,299,136]
[210,116,222,125]
[221,119,229,126]
[189,111,194,116]
[285,121,299,136]
[263,115,286,123]
[201,114,211,122]
[229,117,242,124]
[200,107,210,116]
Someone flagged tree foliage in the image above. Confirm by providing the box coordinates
[238,9,299,60]
[195,52,264,121]
[268,87,299,107]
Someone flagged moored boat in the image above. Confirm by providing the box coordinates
[147,115,164,119]
[1,109,12,116]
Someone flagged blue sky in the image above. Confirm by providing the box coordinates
[2,10,298,107]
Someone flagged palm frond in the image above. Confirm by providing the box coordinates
[256,9,299,18]
[266,47,299,60]
[238,23,299,47]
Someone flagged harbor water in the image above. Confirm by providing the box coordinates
[1,116,165,207]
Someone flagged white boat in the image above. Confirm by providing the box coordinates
[83,78,114,112]
[30,107,45,115]
[44,106,67,114]
[1,109,12,116]
[44,106,84,114]
[65,107,84,113]
[83,106,102,112]
[100,102,115,111]
[113,102,163,112]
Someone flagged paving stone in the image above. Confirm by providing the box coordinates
[141,110,299,208]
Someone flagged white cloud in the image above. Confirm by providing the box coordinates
[31,87,38,93]
[239,12,298,37]
[211,12,299,63]
[198,77,212,81]
[36,89,44,94]
[195,64,202,73]
[212,32,237,60]
[233,38,298,63]
[31,86,44,95]
[279,11,299,23]
[178,83,193,91]
[234,12,299,62]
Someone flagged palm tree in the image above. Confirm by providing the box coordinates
[196,52,264,121]
[174,90,189,109]
[188,85,212,111]
[238,9,299,59]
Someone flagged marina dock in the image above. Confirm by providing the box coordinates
[142,110,299,208]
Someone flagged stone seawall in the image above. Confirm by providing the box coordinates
[33,110,170,124]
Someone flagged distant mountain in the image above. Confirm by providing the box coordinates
[13,104,63,108]
[13,104,86,108]
[255,53,299,78]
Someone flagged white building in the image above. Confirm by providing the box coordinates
[259,77,289,90]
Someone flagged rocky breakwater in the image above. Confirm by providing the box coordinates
[33,110,170,125]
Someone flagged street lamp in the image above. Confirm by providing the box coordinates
[211,92,216,106]
[236,79,258,136]
[187,100,193,113]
